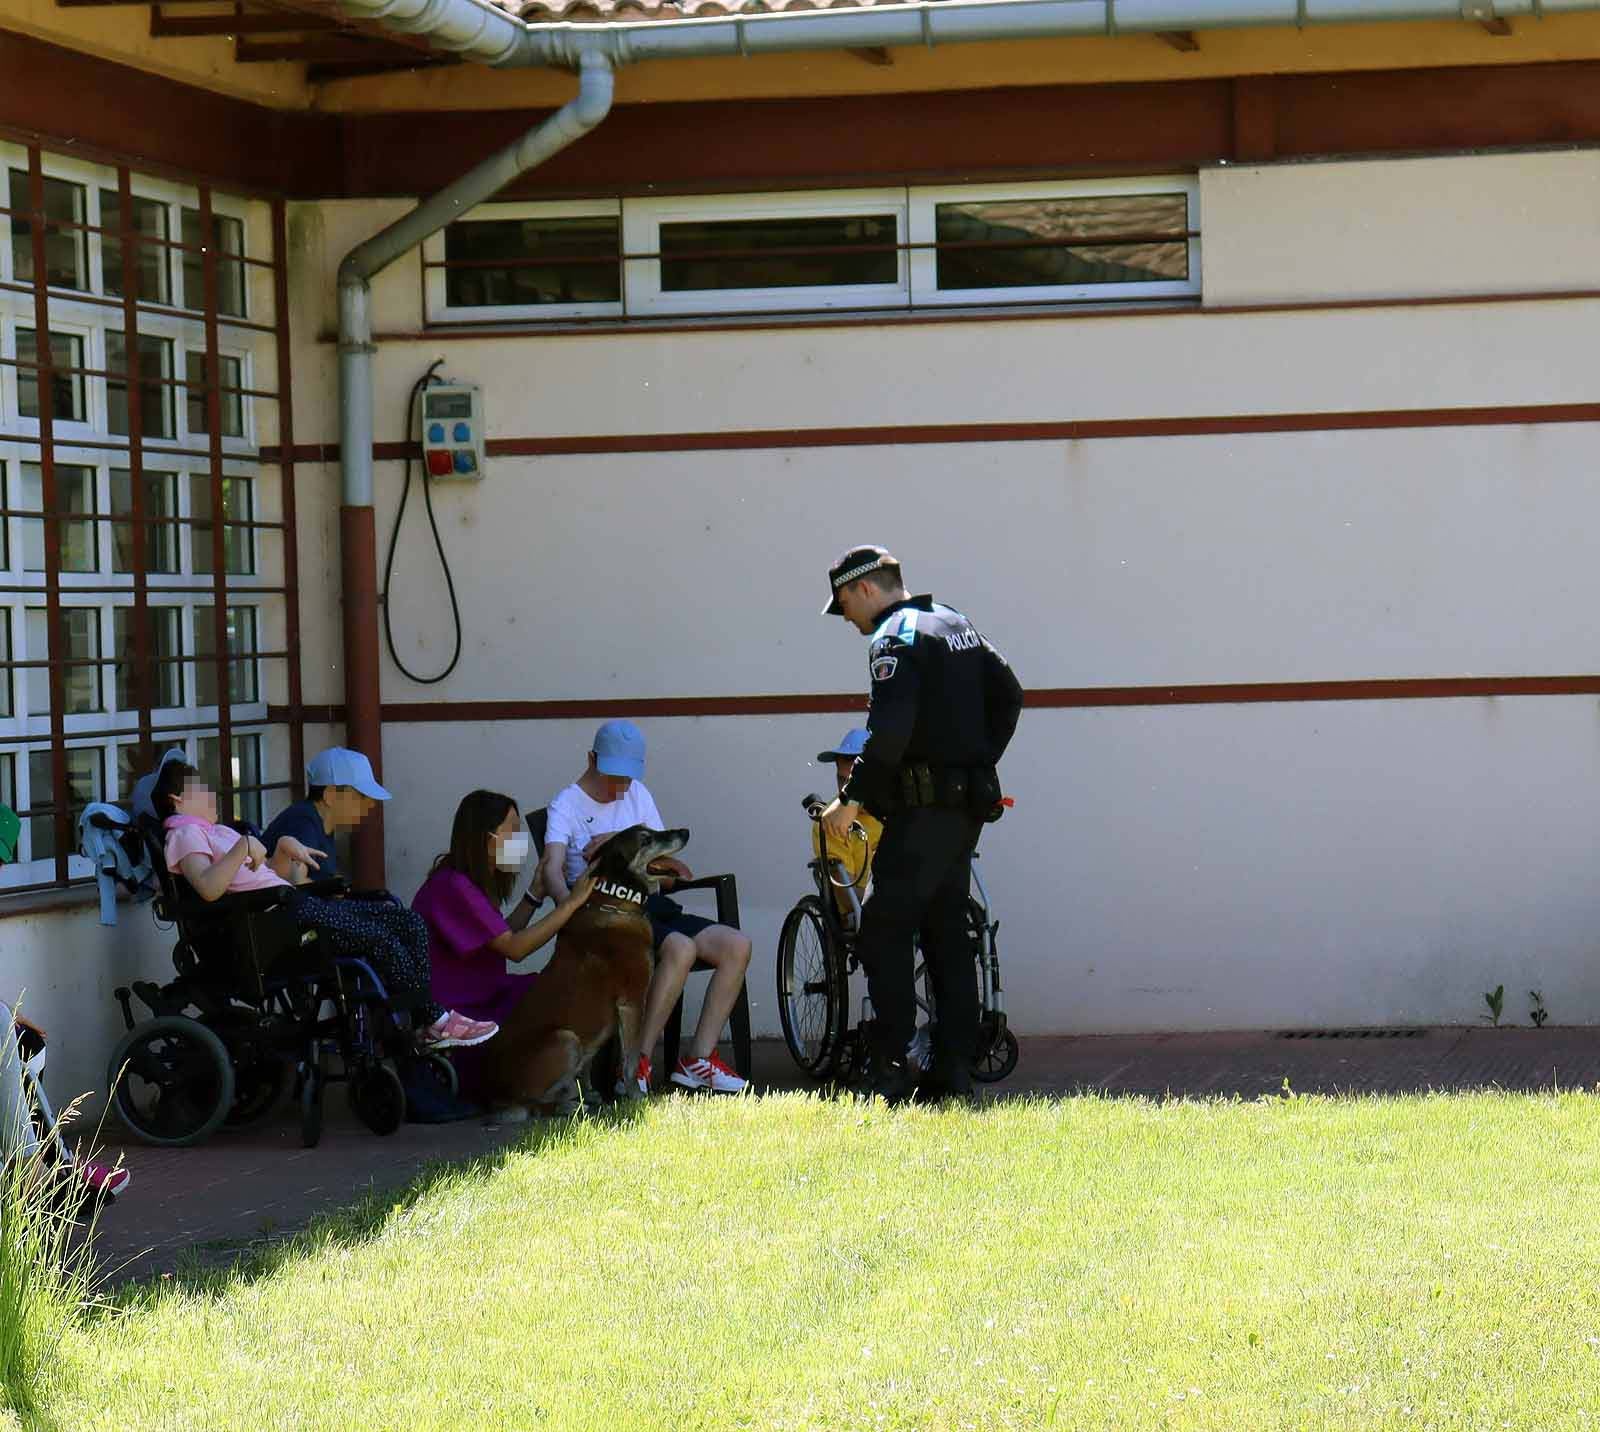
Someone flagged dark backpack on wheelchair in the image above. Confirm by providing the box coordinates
[103,813,456,1149]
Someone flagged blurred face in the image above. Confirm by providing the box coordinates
[488,807,530,872]
[836,579,880,635]
[833,758,854,794]
[173,778,218,825]
[322,785,376,833]
[587,753,633,803]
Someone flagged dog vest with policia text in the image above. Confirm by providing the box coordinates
[592,879,645,906]
[841,594,1024,820]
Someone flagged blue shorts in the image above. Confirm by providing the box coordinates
[645,893,716,950]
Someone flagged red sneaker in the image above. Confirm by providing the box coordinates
[671,1050,748,1094]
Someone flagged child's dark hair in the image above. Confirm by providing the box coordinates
[152,760,199,820]
[431,789,519,904]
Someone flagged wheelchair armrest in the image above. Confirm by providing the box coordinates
[343,886,398,906]
[660,872,741,931]
[299,877,347,899]
[180,885,297,917]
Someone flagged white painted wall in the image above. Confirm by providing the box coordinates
[22,148,1600,1107]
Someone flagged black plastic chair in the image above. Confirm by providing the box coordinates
[527,807,752,1083]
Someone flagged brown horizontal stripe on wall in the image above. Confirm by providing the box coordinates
[263,400,1600,466]
[270,675,1600,729]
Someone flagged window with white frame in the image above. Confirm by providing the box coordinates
[425,177,1199,323]
[0,141,289,891]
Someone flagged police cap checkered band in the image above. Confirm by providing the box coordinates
[822,545,899,615]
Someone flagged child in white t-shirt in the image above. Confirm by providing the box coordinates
[538,719,752,1097]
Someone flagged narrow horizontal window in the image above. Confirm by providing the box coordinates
[932,193,1190,290]
[443,215,620,309]
[658,214,898,293]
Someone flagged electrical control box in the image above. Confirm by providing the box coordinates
[420,384,485,480]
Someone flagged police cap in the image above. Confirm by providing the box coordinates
[822,545,900,616]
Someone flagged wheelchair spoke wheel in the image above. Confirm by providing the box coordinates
[107,1016,235,1148]
[348,1063,406,1137]
[973,1021,1019,1083]
[777,896,846,1077]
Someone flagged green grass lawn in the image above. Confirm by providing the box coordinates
[32,1089,1600,1430]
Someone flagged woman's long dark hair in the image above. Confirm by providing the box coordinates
[431,789,520,904]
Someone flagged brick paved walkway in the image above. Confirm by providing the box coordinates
[85,1027,1600,1285]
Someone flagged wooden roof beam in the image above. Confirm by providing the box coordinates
[152,6,344,35]
[1157,30,1200,51]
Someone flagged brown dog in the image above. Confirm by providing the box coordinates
[481,823,689,1117]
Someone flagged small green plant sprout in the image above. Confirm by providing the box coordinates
[1529,991,1549,1029]
[1483,984,1506,1027]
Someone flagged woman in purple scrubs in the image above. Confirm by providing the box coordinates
[413,790,594,1096]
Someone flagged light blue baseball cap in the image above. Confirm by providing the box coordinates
[307,747,391,801]
[817,728,870,762]
[593,719,646,780]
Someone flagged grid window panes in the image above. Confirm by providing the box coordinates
[26,747,101,863]
[16,329,85,422]
[113,606,183,710]
[107,331,175,438]
[181,208,246,317]
[1,143,288,892]
[25,607,101,716]
[8,170,87,291]
[194,605,258,707]
[659,214,899,292]
[20,463,96,573]
[443,214,621,309]
[185,350,243,438]
[197,732,261,827]
[99,189,171,304]
[191,475,254,575]
[110,469,180,574]
[932,192,1190,290]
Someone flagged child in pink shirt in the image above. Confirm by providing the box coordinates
[156,761,496,1052]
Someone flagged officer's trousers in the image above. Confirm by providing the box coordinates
[855,807,982,1084]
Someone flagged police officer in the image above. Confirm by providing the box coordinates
[818,545,1023,1104]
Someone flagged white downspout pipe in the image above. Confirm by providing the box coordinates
[333,53,614,887]
[333,0,1600,71]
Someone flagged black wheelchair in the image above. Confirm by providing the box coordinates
[100,814,455,1149]
[776,797,1020,1086]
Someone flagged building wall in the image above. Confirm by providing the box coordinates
[269,148,1600,1042]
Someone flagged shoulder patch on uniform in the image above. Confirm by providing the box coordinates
[870,654,899,682]
[871,609,919,648]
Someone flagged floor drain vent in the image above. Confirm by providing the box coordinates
[1277,1029,1426,1040]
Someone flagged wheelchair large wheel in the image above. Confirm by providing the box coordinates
[348,1062,406,1137]
[776,896,847,1077]
[108,1016,235,1148]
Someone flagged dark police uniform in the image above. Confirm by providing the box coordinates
[840,589,1023,1097]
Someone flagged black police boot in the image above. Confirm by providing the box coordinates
[860,1050,919,1107]
[918,1054,978,1110]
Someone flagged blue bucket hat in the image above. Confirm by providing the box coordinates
[817,728,870,763]
[592,719,646,780]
